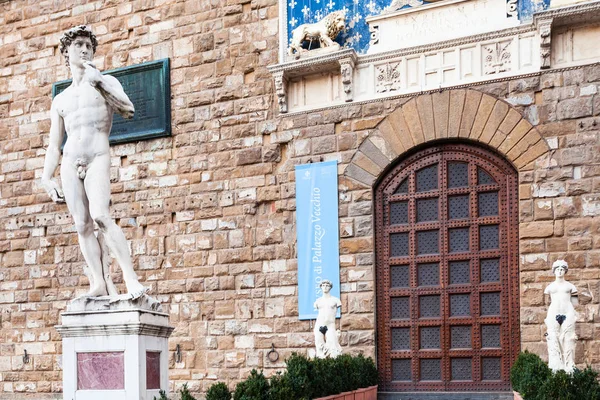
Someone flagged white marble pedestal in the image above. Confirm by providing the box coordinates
[56,295,173,400]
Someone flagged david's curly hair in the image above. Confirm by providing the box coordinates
[59,25,98,67]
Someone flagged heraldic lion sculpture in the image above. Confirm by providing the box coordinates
[288,10,346,57]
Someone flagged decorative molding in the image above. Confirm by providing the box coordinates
[533,0,600,22]
[375,62,402,92]
[538,18,553,69]
[55,323,175,338]
[277,61,600,117]
[483,40,512,75]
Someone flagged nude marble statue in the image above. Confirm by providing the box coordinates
[544,260,578,372]
[314,279,342,358]
[40,26,147,299]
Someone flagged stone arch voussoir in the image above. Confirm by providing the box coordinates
[344,89,550,187]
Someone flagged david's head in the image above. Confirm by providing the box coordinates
[59,25,98,68]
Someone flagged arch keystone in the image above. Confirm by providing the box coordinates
[448,89,466,138]
[432,91,450,139]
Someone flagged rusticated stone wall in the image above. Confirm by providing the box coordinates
[1,0,600,398]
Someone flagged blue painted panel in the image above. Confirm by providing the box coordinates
[518,0,550,21]
[287,0,393,54]
[287,0,551,54]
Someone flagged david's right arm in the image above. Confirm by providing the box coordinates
[40,101,65,203]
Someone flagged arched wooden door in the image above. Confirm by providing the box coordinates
[375,143,520,392]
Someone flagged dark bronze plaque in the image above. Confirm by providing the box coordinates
[52,58,171,145]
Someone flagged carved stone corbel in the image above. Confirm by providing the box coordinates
[273,71,288,113]
[338,57,355,102]
[538,18,553,69]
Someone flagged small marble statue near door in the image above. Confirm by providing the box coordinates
[544,260,578,372]
[314,280,342,358]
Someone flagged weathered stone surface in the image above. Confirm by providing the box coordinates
[401,98,426,144]
[448,89,466,138]
[432,90,450,138]
[2,2,600,392]
[469,95,496,140]
[459,90,483,137]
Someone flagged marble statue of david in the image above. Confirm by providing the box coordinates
[544,260,578,372]
[314,279,342,358]
[41,26,147,299]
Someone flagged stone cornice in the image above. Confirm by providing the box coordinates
[533,0,600,24]
[55,323,175,338]
[268,49,357,75]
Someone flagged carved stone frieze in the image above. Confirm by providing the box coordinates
[483,40,512,75]
[375,62,402,93]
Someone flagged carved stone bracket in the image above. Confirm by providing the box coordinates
[273,71,288,113]
[268,49,357,113]
[339,57,355,102]
[537,18,553,69]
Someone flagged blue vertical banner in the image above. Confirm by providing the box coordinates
[295,160,341,320]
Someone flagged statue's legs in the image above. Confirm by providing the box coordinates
[314,328,326,358]
[60,161,108,297]
[545,317,564,371]
[324,323,341,357]
[560,315,577,372]
[84,154,147,298]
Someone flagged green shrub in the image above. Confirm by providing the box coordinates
[231,353,378,400]
[207,382,231,400]
[179,383,196,400]
[268,372,296,400]
[233,370,270,400]
[510,351,551,399]
[352,353,378,390]
[154,390,170,400]
[283,354,311,400]
[511,351,600,400]
[570,367,600,400]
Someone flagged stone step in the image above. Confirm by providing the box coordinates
[378,392,515,400]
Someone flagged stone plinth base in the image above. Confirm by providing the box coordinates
[56,295,173,400]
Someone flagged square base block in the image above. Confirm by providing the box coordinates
[56,295,174,400]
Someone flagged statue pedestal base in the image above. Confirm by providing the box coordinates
[56,295,173,400]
